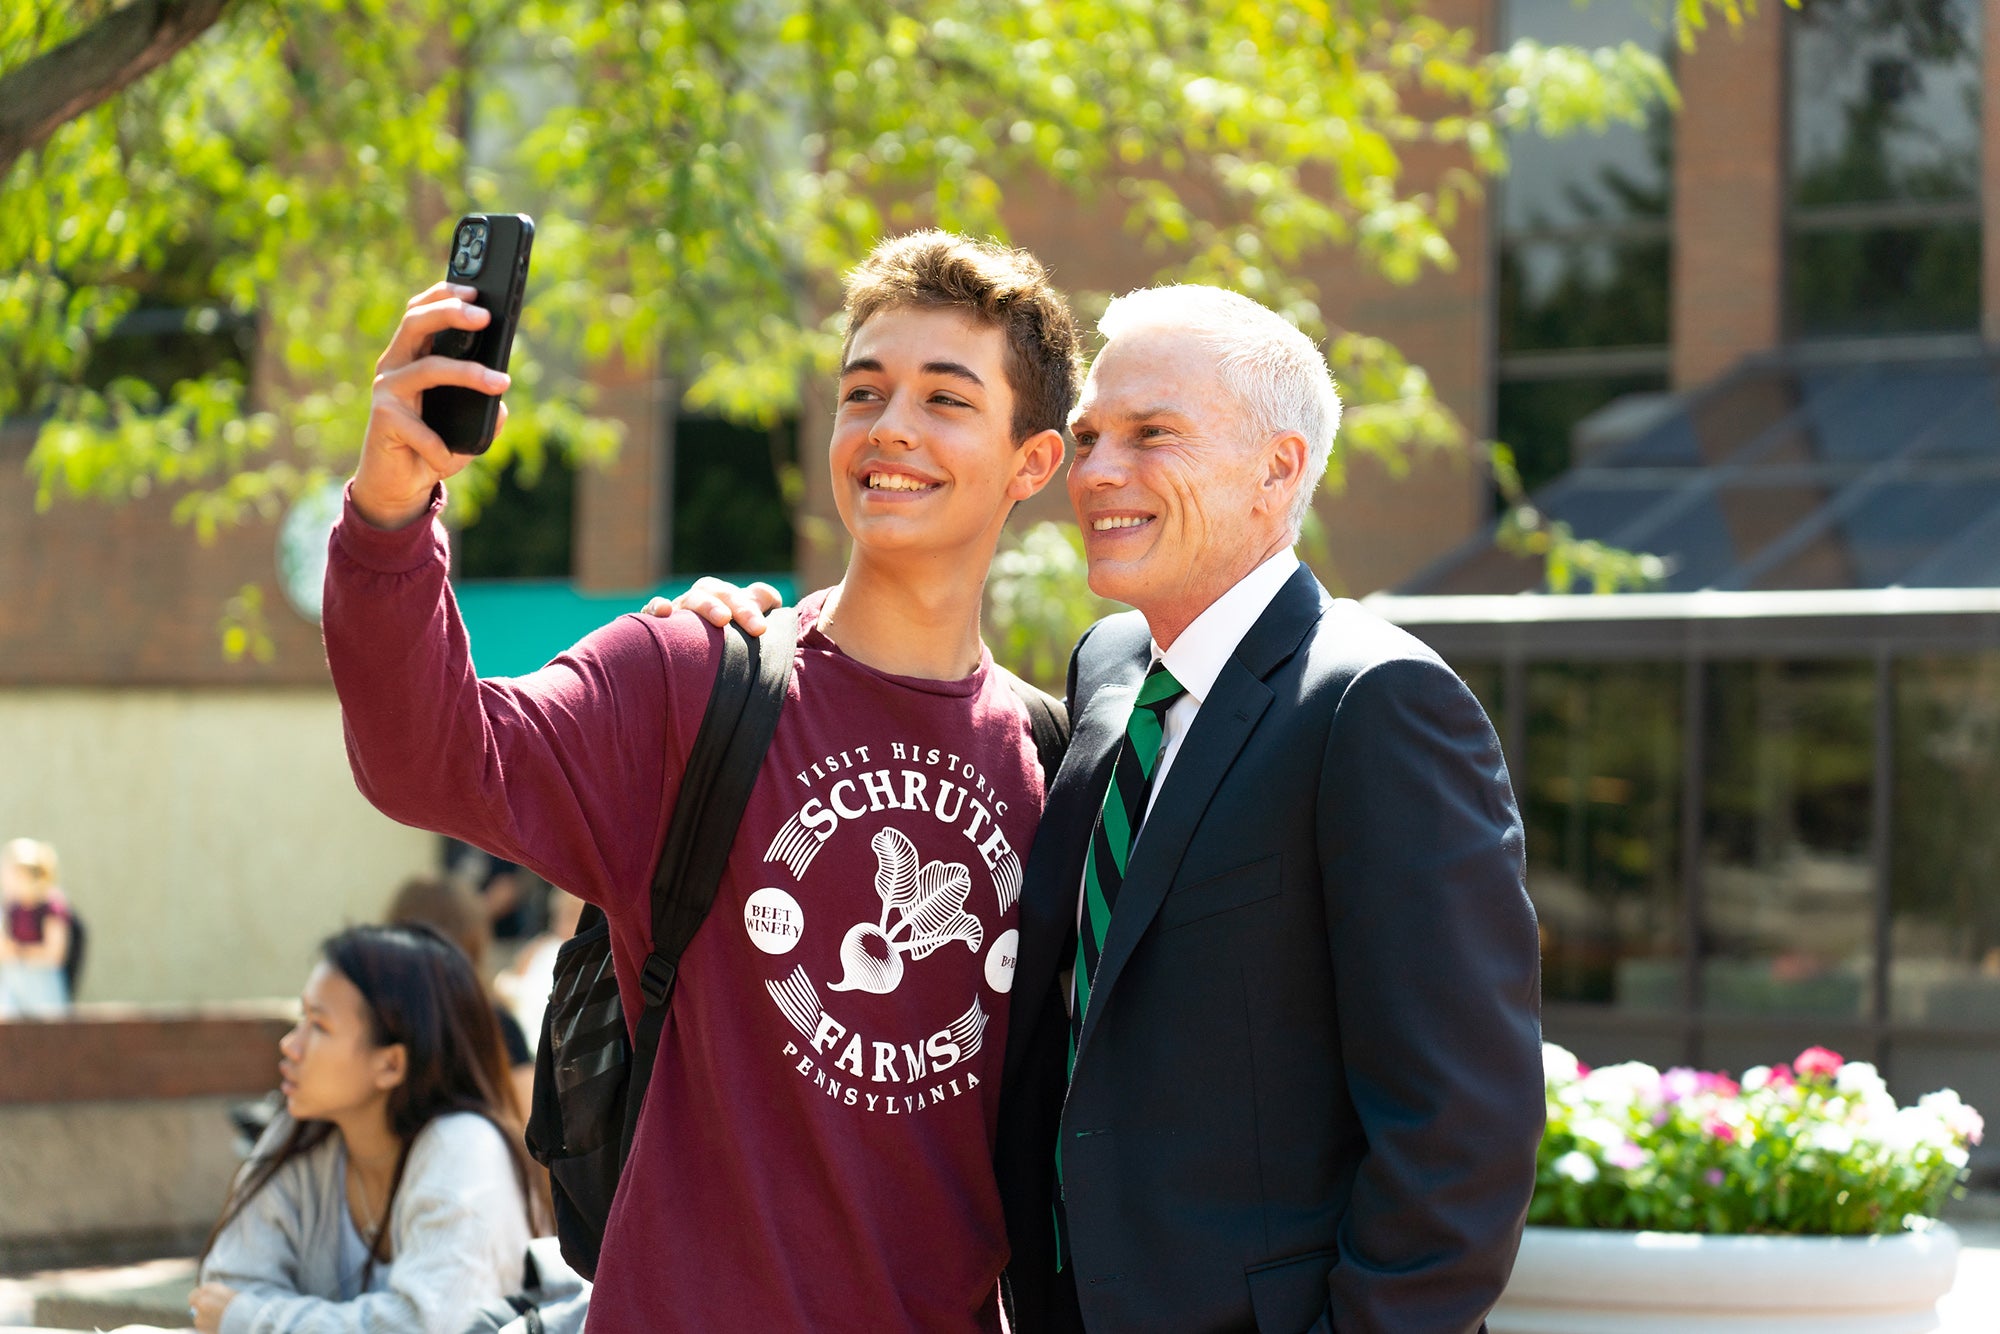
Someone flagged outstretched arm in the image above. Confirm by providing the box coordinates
[1314,657,1543,1333]
[324,489,689,917]
[323,286,700,916]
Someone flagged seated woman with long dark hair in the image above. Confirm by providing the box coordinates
[189,923,537,1333]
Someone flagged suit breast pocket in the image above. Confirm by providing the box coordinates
[1156,854,1281,932]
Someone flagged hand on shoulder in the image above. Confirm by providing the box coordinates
[641,577,784,634]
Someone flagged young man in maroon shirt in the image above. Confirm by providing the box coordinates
[322,232,1078,1331]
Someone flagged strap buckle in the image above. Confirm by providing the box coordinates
[639,955,677,1008]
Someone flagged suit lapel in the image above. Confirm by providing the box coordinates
[1073,565,1330,1063]
[1004,669,1144,1081]
[1073,664,1268,1059]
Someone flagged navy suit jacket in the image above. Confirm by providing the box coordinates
[996,565,1543,1334]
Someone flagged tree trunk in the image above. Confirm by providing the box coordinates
[0,0,239,179]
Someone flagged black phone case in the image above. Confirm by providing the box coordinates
[422,213,534,454]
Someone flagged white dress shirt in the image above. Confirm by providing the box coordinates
[1069,549,1302,993]
[1144,548,1302,820]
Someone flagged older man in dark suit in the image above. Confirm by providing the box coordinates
[994,284,1543,1334]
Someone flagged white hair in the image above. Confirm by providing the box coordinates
[1097,285,1342,537]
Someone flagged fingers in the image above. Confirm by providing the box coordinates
[642,589,738,626]
[641,578,774,633]
[188,1280,235,1333]
[375,355,510,410]
[644,580,768,636]
[721,589,770,634]
[406,281,472,310]
[380,287,490,372]
[371,400,463,479]
[684,577,756,629]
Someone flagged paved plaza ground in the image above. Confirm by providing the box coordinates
[3,1222,1997,1331]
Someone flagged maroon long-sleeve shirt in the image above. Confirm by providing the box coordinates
[323,486,1041,1332]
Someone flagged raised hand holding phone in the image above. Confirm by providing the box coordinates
[422,213,532,453]
[353,281,509,530]
[353,213,532,531]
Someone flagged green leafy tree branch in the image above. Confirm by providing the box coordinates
[3,0,1726,641]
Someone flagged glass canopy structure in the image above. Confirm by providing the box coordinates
[1363,588,2000,1173]
[1402,350,2000,596]
[1372,353,2000,1170]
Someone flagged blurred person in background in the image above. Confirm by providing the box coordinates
[444,840,536,939]
[492,887,584,1056]
[186,923,537,1334]
[384,873,536,1110]
[0,838,72,1017]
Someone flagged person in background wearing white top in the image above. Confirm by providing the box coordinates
[493,887,585,1058]
[189,923,538,1334]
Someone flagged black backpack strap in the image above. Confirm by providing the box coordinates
[995,665,1070,782]
[618,608,801,1162]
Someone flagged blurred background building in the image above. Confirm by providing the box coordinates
[4,0,2000,1270]
[1,0,1996,1119]
[1371,0,2000,1154]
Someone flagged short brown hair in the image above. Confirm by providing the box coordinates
[841,231,1081,444]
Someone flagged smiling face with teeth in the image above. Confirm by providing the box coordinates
[1067,322,1306,647]
[830,305,1062,567]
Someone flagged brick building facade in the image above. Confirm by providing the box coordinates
[3,0,1995,1004]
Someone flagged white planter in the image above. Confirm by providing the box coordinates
[1491,1223,1962,1334]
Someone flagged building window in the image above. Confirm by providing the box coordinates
[671,415,797,575]
[1700,659,1876,1018]
[1496,0,1675,494]
[458,454,576,580]
[1891,653,2000,1026]
[1523,662,1685,1009]
[1787,0,1983,340]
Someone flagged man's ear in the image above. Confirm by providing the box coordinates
[373,1042,409,1094]
[1257,430,1308,518]
[1008,427,1066,501]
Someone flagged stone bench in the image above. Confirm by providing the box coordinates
[0,1004,290,1273]
[25,1257,197,1331]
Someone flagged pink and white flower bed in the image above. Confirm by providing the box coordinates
[1532,1044,1982,1234]
[1493,1045,1985,1333]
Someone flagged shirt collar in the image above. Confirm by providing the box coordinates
[1151,549,1301,707]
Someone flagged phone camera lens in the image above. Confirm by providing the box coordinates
[450,218,488,277]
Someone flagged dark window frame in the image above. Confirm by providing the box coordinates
[1493,0,1679,492]
[1782,0,1985,342]
[1376,591,2000,1119]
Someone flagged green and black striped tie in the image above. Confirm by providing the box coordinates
[1070,661,1186,1071]
[1056,661,1185,1266]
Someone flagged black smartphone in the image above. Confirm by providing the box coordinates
[422,212,534,454]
